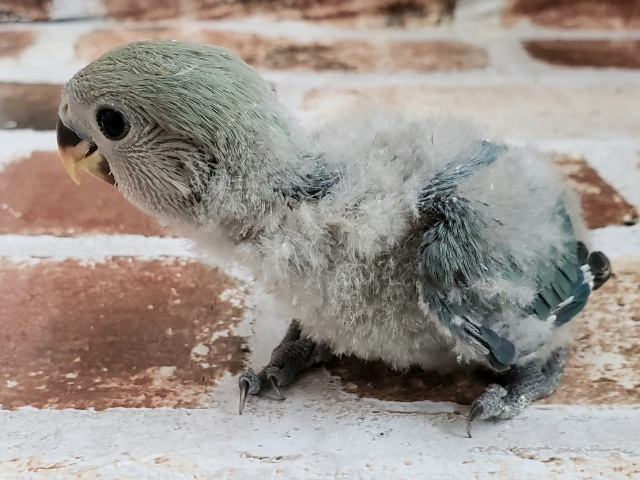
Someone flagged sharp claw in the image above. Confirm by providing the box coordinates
[466,401,484,438]
[239,378,250,415]
[268,374,285,401]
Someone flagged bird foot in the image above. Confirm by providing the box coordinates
[466,347,570,437]
[466,384,526,437]
[238,319,332,415]
[238,368,286,414]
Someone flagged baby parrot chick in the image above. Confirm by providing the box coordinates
[56,40,611,436]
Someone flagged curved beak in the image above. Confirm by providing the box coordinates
[56,118,115,186]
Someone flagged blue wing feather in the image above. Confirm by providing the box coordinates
[418,140,518,369]
[526,208,593,327]
[417,142,601,370]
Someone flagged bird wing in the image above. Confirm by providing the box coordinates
[524,217,591,328]
[416,141,592,370]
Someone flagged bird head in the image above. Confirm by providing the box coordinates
[57,39,306,227]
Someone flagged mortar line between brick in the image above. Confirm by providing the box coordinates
[0,234,196,260]
[0,227,638,260]
[5,18,640,41]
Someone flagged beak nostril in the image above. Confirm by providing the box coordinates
[86,143,98,157]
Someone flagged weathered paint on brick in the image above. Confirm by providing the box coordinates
[102,0,456,27]
[0,83,61,130]
[0,152,166,236]
[555,153,639,228]
[0,0,50,21]
[524,40,640,69]
[76,28,487,72]
[506,0,640,29]
[0,258,248,409]
[0,31,36,57]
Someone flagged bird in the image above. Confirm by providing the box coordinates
[56,39,611,436]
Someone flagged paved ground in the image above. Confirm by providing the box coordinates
[0,0,639,478]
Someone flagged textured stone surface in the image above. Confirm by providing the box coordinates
[0,83,61,130]
[0,152,166,236]
[304,84,640,140]
[0,259,248,409]
[0,31,36,57]
[555,153,639,228]
[102,0,181,22]
[0,0,50,21]
[76,28,487,72]
[2,408,639,479]
[103,0,456,27]
[506,0,640,29]
[524,40,640,69]
[330,260,640,406]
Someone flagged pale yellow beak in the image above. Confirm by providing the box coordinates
[56,118,115,186]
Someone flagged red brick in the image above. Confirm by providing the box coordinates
[0,82,61,130]
[102,0,455,27]
[387,41,487,70]
[331,261,640,406]
[76,28,487,72]
[0,31,36,57]
[102,0,181,21]
[0,258,248,409]
[0,152,166,236]
[75,28,172,62]
[523,40,640,69]
[0,0,50,21]
[506,0,640,29]
[554,153,639,228]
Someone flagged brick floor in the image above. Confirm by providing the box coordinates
[0,152,166,235]
[0,259,247,409]
[100,0,456,26]
[76,28,488,72]
[554,153,638,228]
[0,31,36,57]
[0,1,639,478]
[0,83,61,130]
[2,0,456,25]
[506,0,640,29]
[523,40,640,69]
[0,0,50,22]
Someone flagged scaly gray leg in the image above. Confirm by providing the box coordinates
[238,319,333,414]
[466,347,570,437]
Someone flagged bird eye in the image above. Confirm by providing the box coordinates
[97,108,129,141]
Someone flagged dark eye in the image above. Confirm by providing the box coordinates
[97,108,129,140]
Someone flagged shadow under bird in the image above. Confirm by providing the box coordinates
[56,39,611,436]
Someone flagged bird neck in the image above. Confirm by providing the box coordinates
[205,145,334,241]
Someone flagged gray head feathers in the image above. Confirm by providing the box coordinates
[61,40,312,226]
